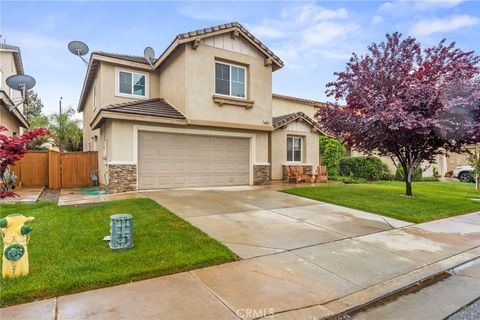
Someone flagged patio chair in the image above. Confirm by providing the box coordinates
[288,166,314,183]
[312,165,328,183]
[285,166,298,183]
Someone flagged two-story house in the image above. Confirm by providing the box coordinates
[78,22,325,193]
[0,43,29,136]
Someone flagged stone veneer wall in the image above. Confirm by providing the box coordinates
[108,164,137,194]
[282,165,313,180]
[253,165,271,185]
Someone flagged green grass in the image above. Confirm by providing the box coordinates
[0,199,236,307]
[283,181,480,223]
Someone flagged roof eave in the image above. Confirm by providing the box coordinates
[90,110,187,130]
[153,25,283,70]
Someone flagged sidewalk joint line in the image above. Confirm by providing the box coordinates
[188,271,242,320]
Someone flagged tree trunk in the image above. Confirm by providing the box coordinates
[403,164,413,197]
[476,174,480,191]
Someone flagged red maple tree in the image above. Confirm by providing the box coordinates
[0,125,49,198]
[316,32,480,196]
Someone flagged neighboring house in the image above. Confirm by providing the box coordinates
[77,22,324,193]
[0,43,29,136]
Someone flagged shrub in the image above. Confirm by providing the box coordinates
[338,156,390,181]
[432,166,440,179]
[328,175,367,184]
[394,166,423,182]
[319,136,346,176]
[420,177,440,182]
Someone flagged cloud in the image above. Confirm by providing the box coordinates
[379,0,465,15]
[246,3,359,66]
[414,0,465,10]
[177,3,238,21]
[411,15,480,36]
[372,15,383,24]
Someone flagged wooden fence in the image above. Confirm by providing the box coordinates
[12,151,98,189]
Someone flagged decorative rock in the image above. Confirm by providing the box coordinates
[253,165,271,185]
[108,165,137,194]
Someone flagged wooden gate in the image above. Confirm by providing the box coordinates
[60,152,98,188]
[13,151,98,189]
[12,151,49,187]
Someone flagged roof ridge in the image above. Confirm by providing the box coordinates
[273,93,326,106]
[105,97,164,109]
[93,51,146,59]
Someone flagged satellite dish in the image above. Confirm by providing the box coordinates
[6,74,36,91]
[68,40,89,56]
[5,75,36,111]
[144,47,155,61]
[68,40,90,66]
[144,47,155,69]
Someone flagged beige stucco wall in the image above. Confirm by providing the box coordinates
[184,43,272,126]
[270,123,320,180]
[272,98,319,118]
[1,50,25,133]
[158,46,186,114]
[0,107,20,135]
[0,51,23,114]
[97,62,160,108]
[82,61,161,151]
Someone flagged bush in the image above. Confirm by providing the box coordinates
[420,177,440,182]
[338,156,390,181]
[329,175,367,184]
[319,136,346,176]
[394,166,423,182]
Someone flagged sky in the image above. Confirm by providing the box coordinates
[1,0,479,118]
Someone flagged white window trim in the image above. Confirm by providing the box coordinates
[115,67,149,99]
[214,61,247,99]
[286,136,303,163]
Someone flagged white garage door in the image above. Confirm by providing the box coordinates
[138,131,250,189]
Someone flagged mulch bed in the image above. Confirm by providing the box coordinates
[38,188,60,202]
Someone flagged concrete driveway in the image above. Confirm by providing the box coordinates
[4,186,480,320]
[143,186,411,259]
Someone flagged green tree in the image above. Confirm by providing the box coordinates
[26,116,50,150]
[24,91,44,121]
[319,135,346,176]
[49,107,82,152]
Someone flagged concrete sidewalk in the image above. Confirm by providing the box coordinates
[2,210,479,320]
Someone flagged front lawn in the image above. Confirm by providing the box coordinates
[0,199,236,307]
[283,181,480,223]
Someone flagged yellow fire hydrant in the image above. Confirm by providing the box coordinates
[0,214,34,279]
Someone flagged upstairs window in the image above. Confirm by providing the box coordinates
[117,70,146,98]
[287,136,302,162]
[215,62,246,98]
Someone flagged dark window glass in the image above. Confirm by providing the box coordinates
[215,63,230,95]
[119,71,132,94]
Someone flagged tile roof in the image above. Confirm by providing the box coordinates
[104,98,185,119]
[175,22,283,68]
[92,52,155,65]
[272,93,326,107]
[0,43,20,51]
[272,111,324,134]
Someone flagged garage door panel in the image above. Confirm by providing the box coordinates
[138,131,250,189]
